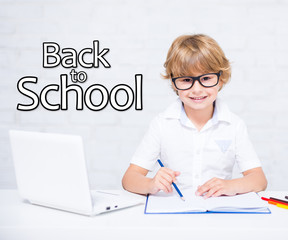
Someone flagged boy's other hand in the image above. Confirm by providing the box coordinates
[195,178,237,199]
[149,167,180,195]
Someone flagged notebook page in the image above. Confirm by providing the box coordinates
[204,192,268,212]
[146,189,206,213]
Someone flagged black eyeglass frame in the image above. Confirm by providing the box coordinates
[171,71,222,90]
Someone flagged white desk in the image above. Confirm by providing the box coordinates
[0,190,287,240]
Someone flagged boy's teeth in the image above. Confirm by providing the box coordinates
[192,96,205,100]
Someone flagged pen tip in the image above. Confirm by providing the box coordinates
[181,197,185,201]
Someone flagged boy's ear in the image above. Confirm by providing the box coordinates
[170,80,178,94]
[218,80,224,91]
[171,85,178,95]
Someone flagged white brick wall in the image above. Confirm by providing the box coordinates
[1,0,288,190]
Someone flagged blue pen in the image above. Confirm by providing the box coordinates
[157,159,185,201]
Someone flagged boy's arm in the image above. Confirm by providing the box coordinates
[122,163,180,195]
[122,164,151,195]
[234,166,267,193]
[195,167,267,198]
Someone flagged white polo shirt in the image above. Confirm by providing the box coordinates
[131,98,261,189]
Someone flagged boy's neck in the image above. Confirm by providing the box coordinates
[183,104,214,131]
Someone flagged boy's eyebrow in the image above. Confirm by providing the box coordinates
[171,71,220,79]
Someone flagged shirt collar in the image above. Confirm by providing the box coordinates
[214,98,232,123]
[162,98,183,119]
[162,97,232,128]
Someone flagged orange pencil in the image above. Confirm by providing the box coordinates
[268,200,276,205]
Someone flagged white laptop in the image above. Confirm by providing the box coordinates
[9,130,144,216]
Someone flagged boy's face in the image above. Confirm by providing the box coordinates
[176,71,222,115]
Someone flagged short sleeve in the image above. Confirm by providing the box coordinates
[235,119,261,172]
[130,116,162,171]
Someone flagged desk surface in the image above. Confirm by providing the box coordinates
[1,190,288,240]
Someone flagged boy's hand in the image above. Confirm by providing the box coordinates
[195,178,237,199]
[149,167,180,194]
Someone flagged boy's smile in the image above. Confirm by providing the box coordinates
[190,95,207,102]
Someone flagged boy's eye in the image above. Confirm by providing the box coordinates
[181,78,192,82]
[201,76,211,81]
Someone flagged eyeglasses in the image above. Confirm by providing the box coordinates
[171,71,222,90]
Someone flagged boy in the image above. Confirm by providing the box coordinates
[122,34,267,199]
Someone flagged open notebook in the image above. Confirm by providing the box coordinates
[145,189,270,214]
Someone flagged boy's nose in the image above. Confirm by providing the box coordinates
[191,80,203,92]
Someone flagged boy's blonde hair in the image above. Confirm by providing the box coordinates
[162,34,231,91]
